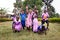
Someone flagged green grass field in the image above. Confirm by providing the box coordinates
[0,21,60,40]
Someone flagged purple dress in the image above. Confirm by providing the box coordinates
[12,16,22,31]
[14,20,22,31]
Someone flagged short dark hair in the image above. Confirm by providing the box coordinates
[44,10,47,13]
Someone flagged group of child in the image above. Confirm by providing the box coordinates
[12,5,49,34]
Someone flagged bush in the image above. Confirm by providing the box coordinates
[38,18,41,21]
[38,18,60,23]
[0,18,12,22]
[0,18,60,23]
[49,18,60,23]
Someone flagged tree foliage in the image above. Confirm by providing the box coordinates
[0,8,6,15]
[42,0,56,18]
[23,0,43,11]
[14,0,60,18]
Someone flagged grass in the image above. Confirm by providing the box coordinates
[0,21,60,40]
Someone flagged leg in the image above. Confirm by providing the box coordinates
[23,21,25,29]
[21,21,25,29]
[41,20,45,25]
[32,26,33,31]
[46,20,49,29]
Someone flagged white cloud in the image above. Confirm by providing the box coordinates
[51,0,60,14]
[0,0,15,13]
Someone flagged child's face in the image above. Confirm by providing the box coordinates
[29,9,32,13]
[22,10,24,14]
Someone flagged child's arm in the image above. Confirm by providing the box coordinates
[41,13,44,18]
[47,12,49,18]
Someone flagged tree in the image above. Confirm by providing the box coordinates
[23,0,43,9]
[42,0,55,18]
[0,8,7,16]
[48,5,55,18]
[14,0,22,8]
[23,0,43,17]
[55,13,60,18]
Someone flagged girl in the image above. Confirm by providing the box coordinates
[33,14,38,33]
[12,16,22,32]
[25,9,32,31]
[14,16,22,32]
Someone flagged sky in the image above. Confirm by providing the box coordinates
[0,0,60,14]
[51,0,60,14]
[0,0,16,14]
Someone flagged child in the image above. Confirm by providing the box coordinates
[37,25,47,35]
[14,16,22,32]
[29,9,34,31]
[33,15,38,33]
[25,9,32,31]
[12,16,22,32]
[41,10,49,29]
[20,10,27,29]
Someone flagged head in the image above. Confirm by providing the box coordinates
[26,5,28,10]
[21,9,24,14]
[44,10,47,13]
[29,9,32,13]
[16,16,19,21]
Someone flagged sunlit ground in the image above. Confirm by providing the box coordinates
[0,21,60,40]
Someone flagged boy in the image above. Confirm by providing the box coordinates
[20,10,27,29]
[37,25,47,35]
[41,10,49,29]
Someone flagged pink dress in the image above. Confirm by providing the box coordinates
[33,18,38,32]
[25,13,32,27]
[31,11,35,19]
